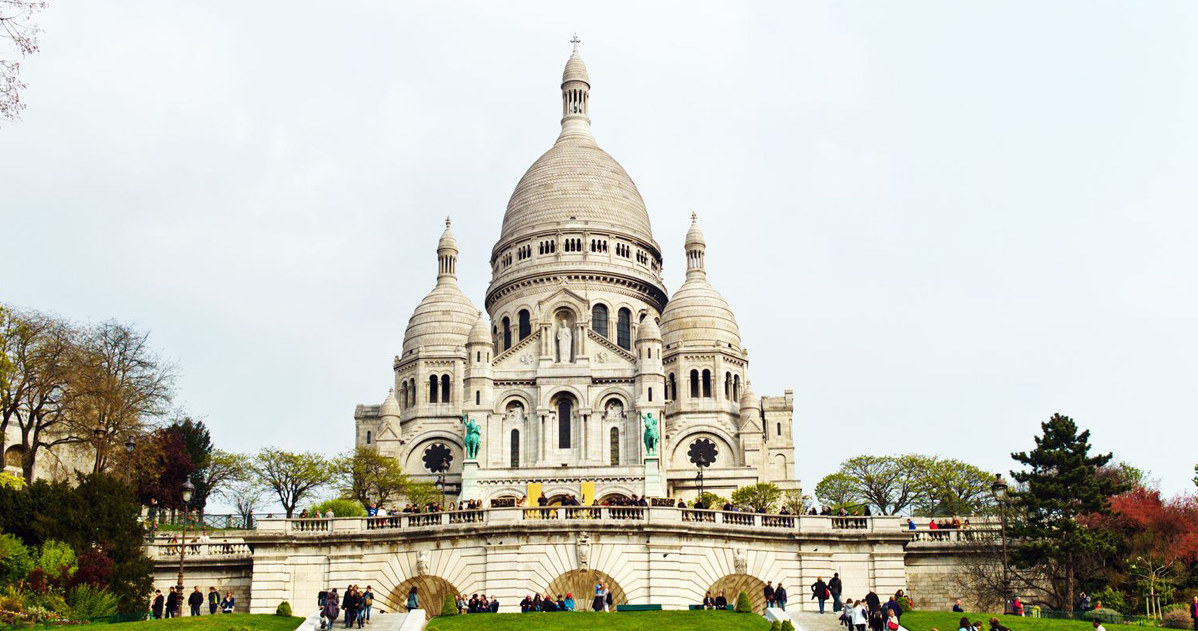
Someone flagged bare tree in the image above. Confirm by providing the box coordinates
[252,448,332,518]
[70,320,176,473]
[0,309,84,480]
[0,0,47,124]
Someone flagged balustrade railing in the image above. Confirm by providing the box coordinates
[148,539,250,559]
[253,508,992,541]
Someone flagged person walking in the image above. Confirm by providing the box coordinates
[352,587,365,629]
[208,587,220,614]
[852,600,869,631]
[342,587,356,628]
[188,586,203,616]
[362,586,374,623]
[776,583,788,611]
[764,581,776,609]
[323,588,340,628]
[829,573,843,612]
[151,590,164,619]
[406,586,418,612]
[811,577,830,614]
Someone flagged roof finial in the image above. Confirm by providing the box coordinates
[691,211,698,222]
[570,33,581,53]
[445,216,451,228]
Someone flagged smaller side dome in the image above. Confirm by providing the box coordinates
[637,316,661,342]
[739,380,760,408]
[468,311,491,346]
[379,388,400,418]
[685,212,706,250]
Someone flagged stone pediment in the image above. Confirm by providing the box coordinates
[587,329,635,365]
[493,329,541,370]
[537,285,589,319]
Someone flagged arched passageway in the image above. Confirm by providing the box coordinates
[708,573,768,612]
[546,569,626,611]
[388,575,460,618]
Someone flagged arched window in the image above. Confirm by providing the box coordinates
[725,372,732,398]
[409,379,417,407]
[557,397,573,449]
[400,384,408,408]
[648,387,653,402]
[475,390,480,405]
[777,422,782,437]
[429,375,439,403]
[440,374,450,403]
[502,317,512,351]
[690,370,699,398]
[510,429,520,468]
[702,369,712,398]
[366,431,372,445]
[733,374,741,401]
[609,427,620,465]
[668,373,677,401]
[518,309,531,340]
[617,308,631,350]
[591,304,609,338]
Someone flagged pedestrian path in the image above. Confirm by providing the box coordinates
[790,610,848,631]
[293,610,413,631]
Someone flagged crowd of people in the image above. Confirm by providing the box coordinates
[150,586,235,618]
[455,593,501,613]
[317,585,375,630]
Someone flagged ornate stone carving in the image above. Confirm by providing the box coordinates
[519,353,533,365]
[576,533,591,569]
[416,550,430,576]
[733,548,747,575]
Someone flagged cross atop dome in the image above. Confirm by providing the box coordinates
[570,33,581,53]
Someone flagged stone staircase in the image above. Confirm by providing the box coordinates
[292,609,419,631]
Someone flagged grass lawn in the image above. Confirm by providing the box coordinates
[97,614,304,631]
[427,610,771,631]
[901,612,1151,631]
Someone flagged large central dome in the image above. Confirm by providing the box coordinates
[486,46,666,313]
[498,137,654,245]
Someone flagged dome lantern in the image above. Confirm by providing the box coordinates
[685,212,707,279]
[560,34,591,140]
[437,217,458,282]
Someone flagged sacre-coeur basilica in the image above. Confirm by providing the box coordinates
[352,42,798,505]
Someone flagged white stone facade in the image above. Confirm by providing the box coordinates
[353,46,798,504]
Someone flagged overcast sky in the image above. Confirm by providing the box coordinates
[3,2,1196,503]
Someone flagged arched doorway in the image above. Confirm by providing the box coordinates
[546,569,627,610]
[388,576,460,619]
[708,573,768,612]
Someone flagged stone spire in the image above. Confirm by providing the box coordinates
[559,35,592,142]
[684,212,707,278]
[437,217,458,282]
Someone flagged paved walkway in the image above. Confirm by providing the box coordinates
[293,611,412,631]
[790,610,849,631]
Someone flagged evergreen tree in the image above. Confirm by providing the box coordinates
[1009,413,1122,610]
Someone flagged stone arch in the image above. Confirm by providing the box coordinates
[4,445,25,469]
[496,391,534,416]
[545,569,627,610]
[388,575,460,619]
[541,384,585,409]
[708,573,767,612]
[596,483,638,500]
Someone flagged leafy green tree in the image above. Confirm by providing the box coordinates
[914,458,996,516]
[780,490,806,515]
[309,498,366,517]
[335,446,409,509]
[694,492,726,508]
[1009,413,1122,610]
[731,482,782,512]
[198,450,250,509]
[165,417,213,512]
[252,448,332,518]
[814,472,863,511]
[405,481,441,507]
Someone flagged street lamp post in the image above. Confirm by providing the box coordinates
[435,474,445,507]
[990,473,1011,615]
[92,424,105,474]
[176,480,195,595]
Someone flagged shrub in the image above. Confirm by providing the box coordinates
[309,499,366,518]
[1161,610,1191,630]
[1089,587,1126,614]
[897,596,912,613]
[37,540,78,582]
[68,585,118,619]
[781,621,795,631]
[769,621,782,631]
[440,593,458,616]
[735,591,752,613]
[276,601,292,616]
[1084,609,1123,624]
[0,532,33,583]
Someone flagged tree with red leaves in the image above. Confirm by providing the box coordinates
[1104,488,1198,616]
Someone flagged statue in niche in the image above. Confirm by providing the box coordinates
[604,400,624,423]
[461,414,481,460]
[576,533,591,569]
[733,548,747,575]
[556,318,572,363]
[416,550,431,576]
